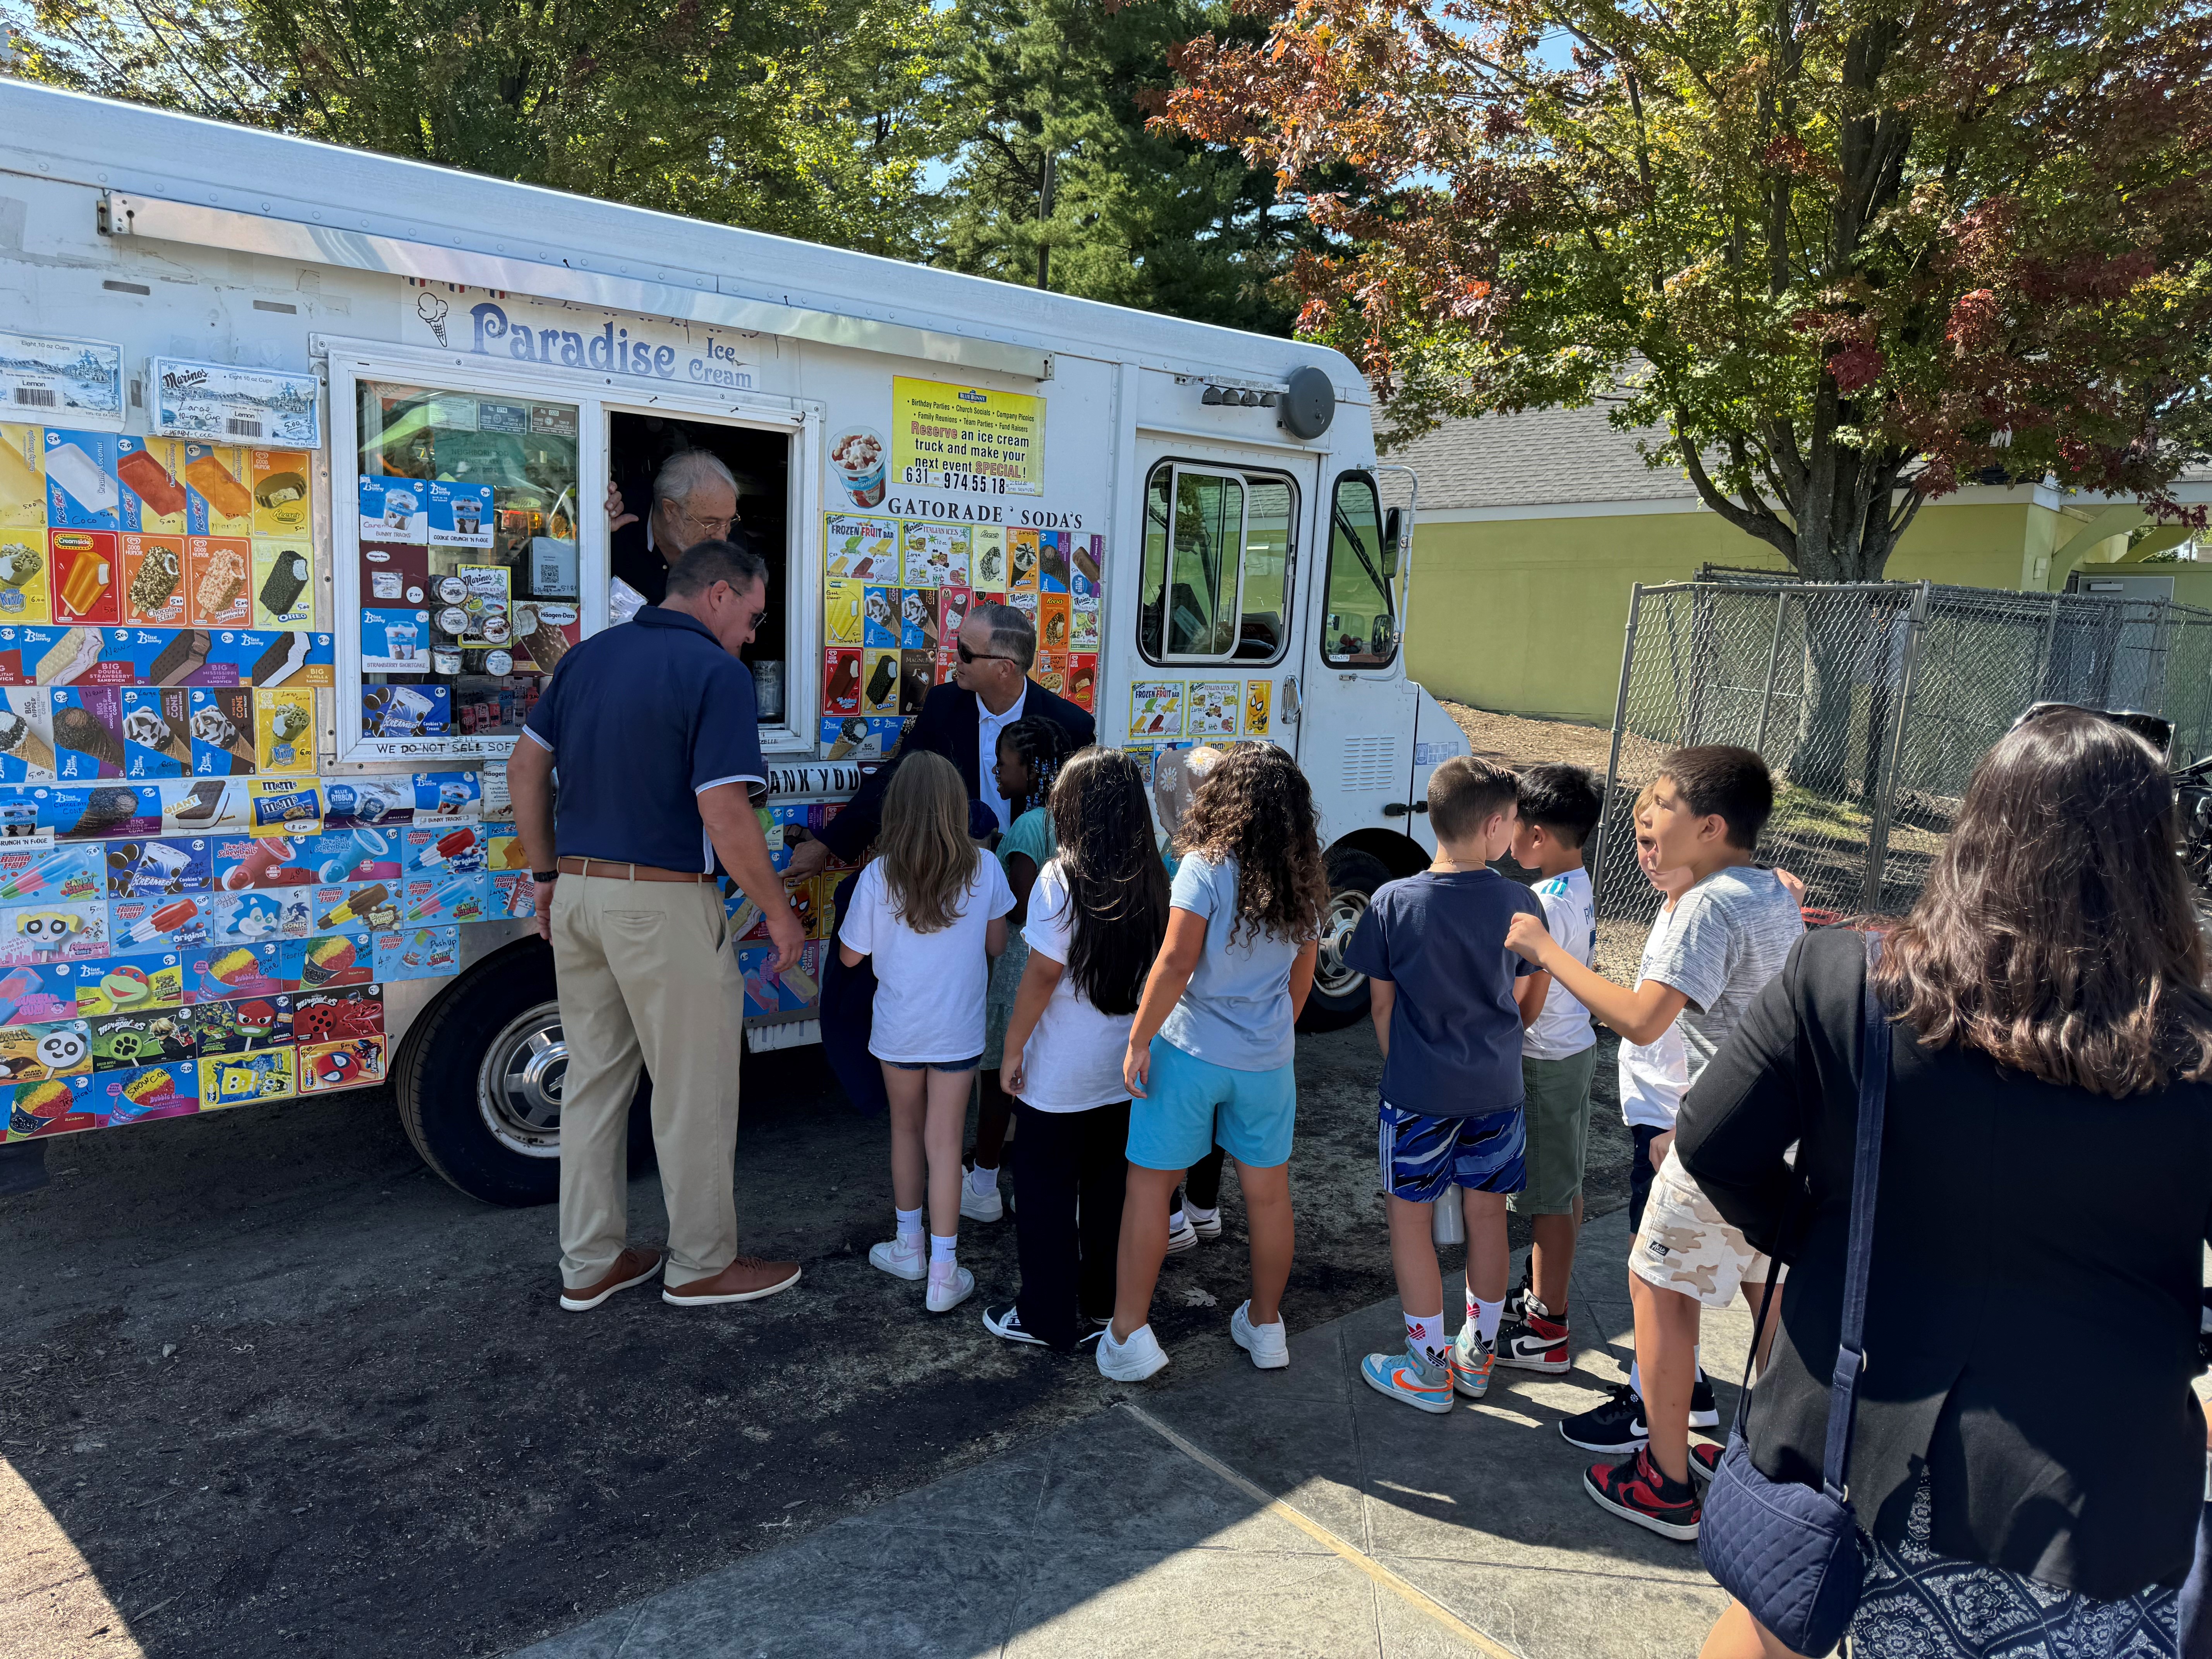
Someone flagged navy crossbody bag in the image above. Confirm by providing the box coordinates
[1696,931,1888,1657]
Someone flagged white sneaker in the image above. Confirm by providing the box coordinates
[959,1171,1004,1223]
[1095,1321,1170,1382]
[1230,1300,1289,1369]
[869,1234,926,1282]
[1165,1212,1198,1254]
[926,1259,974,1313]
[1188,1207,1223,1240]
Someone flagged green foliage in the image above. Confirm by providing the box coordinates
[931,0,1311,332]
[7,0,951,257]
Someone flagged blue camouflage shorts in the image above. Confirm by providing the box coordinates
[1377,1099,1526,1203]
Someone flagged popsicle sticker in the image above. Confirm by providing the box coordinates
[180,444,254,534]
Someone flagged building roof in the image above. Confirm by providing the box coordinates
[1381,401,1695,511]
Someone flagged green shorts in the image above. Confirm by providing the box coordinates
[1506,1048,1597,1216]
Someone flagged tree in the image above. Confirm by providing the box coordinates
[5,0,951,257]
[1162,0,2212,581]
[933,0,1315,332]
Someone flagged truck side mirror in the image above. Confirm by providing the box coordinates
[1382,506,1402,577]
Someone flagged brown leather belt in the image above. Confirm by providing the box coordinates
[558,856,715,883]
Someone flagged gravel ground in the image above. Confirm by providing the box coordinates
[2,1023,1630,1659]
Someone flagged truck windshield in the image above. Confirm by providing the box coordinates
[1140,461,1295,666]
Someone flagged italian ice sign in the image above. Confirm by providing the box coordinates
[149,359,321,448]
[0,331,124,428]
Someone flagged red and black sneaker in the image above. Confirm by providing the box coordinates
[1688,1441,1722,1487]
[1583,1447,1701,1540]
[1492,1295,1570,1374]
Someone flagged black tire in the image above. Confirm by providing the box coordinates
[1299,849,1393,1033]
[394,939,653,1207]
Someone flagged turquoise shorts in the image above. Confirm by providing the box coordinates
[1125,1037,1297,1171]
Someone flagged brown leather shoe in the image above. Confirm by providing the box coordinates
[662,1255,802,1307]
[558,1245,665,1312]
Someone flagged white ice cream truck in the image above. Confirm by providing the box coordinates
[0,81,1468,1202]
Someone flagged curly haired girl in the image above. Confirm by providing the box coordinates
[1098,744,1326,1382]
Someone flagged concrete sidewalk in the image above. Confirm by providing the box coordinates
[517,1208,1743,1659]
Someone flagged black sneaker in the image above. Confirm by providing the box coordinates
[1584,1446,1700,1541]
[1690,1370,1719,1429]
[1559,1382,1647,1452]
[1688,1441,1722,1487]
[982,1303,1046,1346]
[1493,1295,1570,1374]
[1503,1265,1534,1323]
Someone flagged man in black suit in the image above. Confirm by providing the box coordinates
[787,600,1095,874]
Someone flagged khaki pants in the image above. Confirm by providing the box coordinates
[552,873,742,1290]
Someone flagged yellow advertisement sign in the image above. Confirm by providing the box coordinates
[891,378,1043,498]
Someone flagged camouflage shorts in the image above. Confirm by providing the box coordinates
[1628,1146,1777,1310]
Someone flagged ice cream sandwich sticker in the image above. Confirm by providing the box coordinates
[254,686,315,775]
[1130,682,1183,740]
[1243,680,1272,736]
[0,425,45,531]
[49,530,118,625]
[0,688,56,782]
[361,608,428,673]
[116,437,189,533]
[2,1073,96,1140]
[252,542,315,628]
[358,476,428,545]
[150,359,320,449]
[185,537,251,628]
[179,445,255,537]
[824,515,898,581]
[1187,682,1239,738]
[427,482,495,551]
[248,452,313,539]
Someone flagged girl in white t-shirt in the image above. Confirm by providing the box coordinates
[838,751,1014,1314]
[982,748,1169,1352]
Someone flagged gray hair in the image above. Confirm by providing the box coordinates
[665,538,768,599]
[967,600,1035,670]
[653,448,740,512]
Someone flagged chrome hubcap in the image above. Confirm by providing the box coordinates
[477,1001,566,1158]
[1314,888,1372,999]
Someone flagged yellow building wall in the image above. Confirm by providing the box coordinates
[1405,501,2045,726]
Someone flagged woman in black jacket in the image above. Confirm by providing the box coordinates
[1680,707,2208,1658]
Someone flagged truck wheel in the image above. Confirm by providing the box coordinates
[394,940,653,1207]
[1299,850,1392,1033]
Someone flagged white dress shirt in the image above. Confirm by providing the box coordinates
[975,684,1029,831]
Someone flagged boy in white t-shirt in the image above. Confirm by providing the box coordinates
[1494,765,1602,1376]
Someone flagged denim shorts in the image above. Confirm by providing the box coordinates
[884,1054,983,1073]
[1377,1100,1525,1203]
[1125,1038,1297,1170]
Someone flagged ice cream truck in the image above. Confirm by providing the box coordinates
[0,81,1469,1202]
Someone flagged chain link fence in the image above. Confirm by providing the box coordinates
[1592,576,2212,955]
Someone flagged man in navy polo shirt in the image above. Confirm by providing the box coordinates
[508,539,806,1314]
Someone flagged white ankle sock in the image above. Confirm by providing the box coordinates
[1186,1203,1219,1224]
[1168,1208,1187,1232]
[896,1206,924,1246]
[1405,1312,1447,1369]
[929,1232,957,1265]
[968,1164,996,1195]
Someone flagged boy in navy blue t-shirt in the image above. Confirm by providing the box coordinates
[1344,757,1546,1413]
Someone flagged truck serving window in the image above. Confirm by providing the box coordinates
[1139,461,1295,666]
[1322,471,1398,669]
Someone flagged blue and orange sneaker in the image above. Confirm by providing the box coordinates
[1360,1343,1454,1414]
[1583,1446,1701,1541]
[1449,1324,1494,1399]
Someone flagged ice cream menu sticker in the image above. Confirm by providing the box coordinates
[0,331,125,428]
[891,379,1043,498]
[149,359,321,449]
[358,477,428,544]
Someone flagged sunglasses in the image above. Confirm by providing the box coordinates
[2010,701,2174,754]
[956,642,1017,666]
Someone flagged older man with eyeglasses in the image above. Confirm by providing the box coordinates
[605,449,741,608]
[786,600,1095,879]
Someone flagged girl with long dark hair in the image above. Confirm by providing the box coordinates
[1682,707,2212,1658]
[983,747,1169,1350]
[1101,744,1326,1382]
[963,715,1074,1223]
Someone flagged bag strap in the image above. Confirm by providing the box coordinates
[1820,929,1891,1502]
[1726,930,1891,1511]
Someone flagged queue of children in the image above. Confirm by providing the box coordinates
[835,735,1326,1379]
